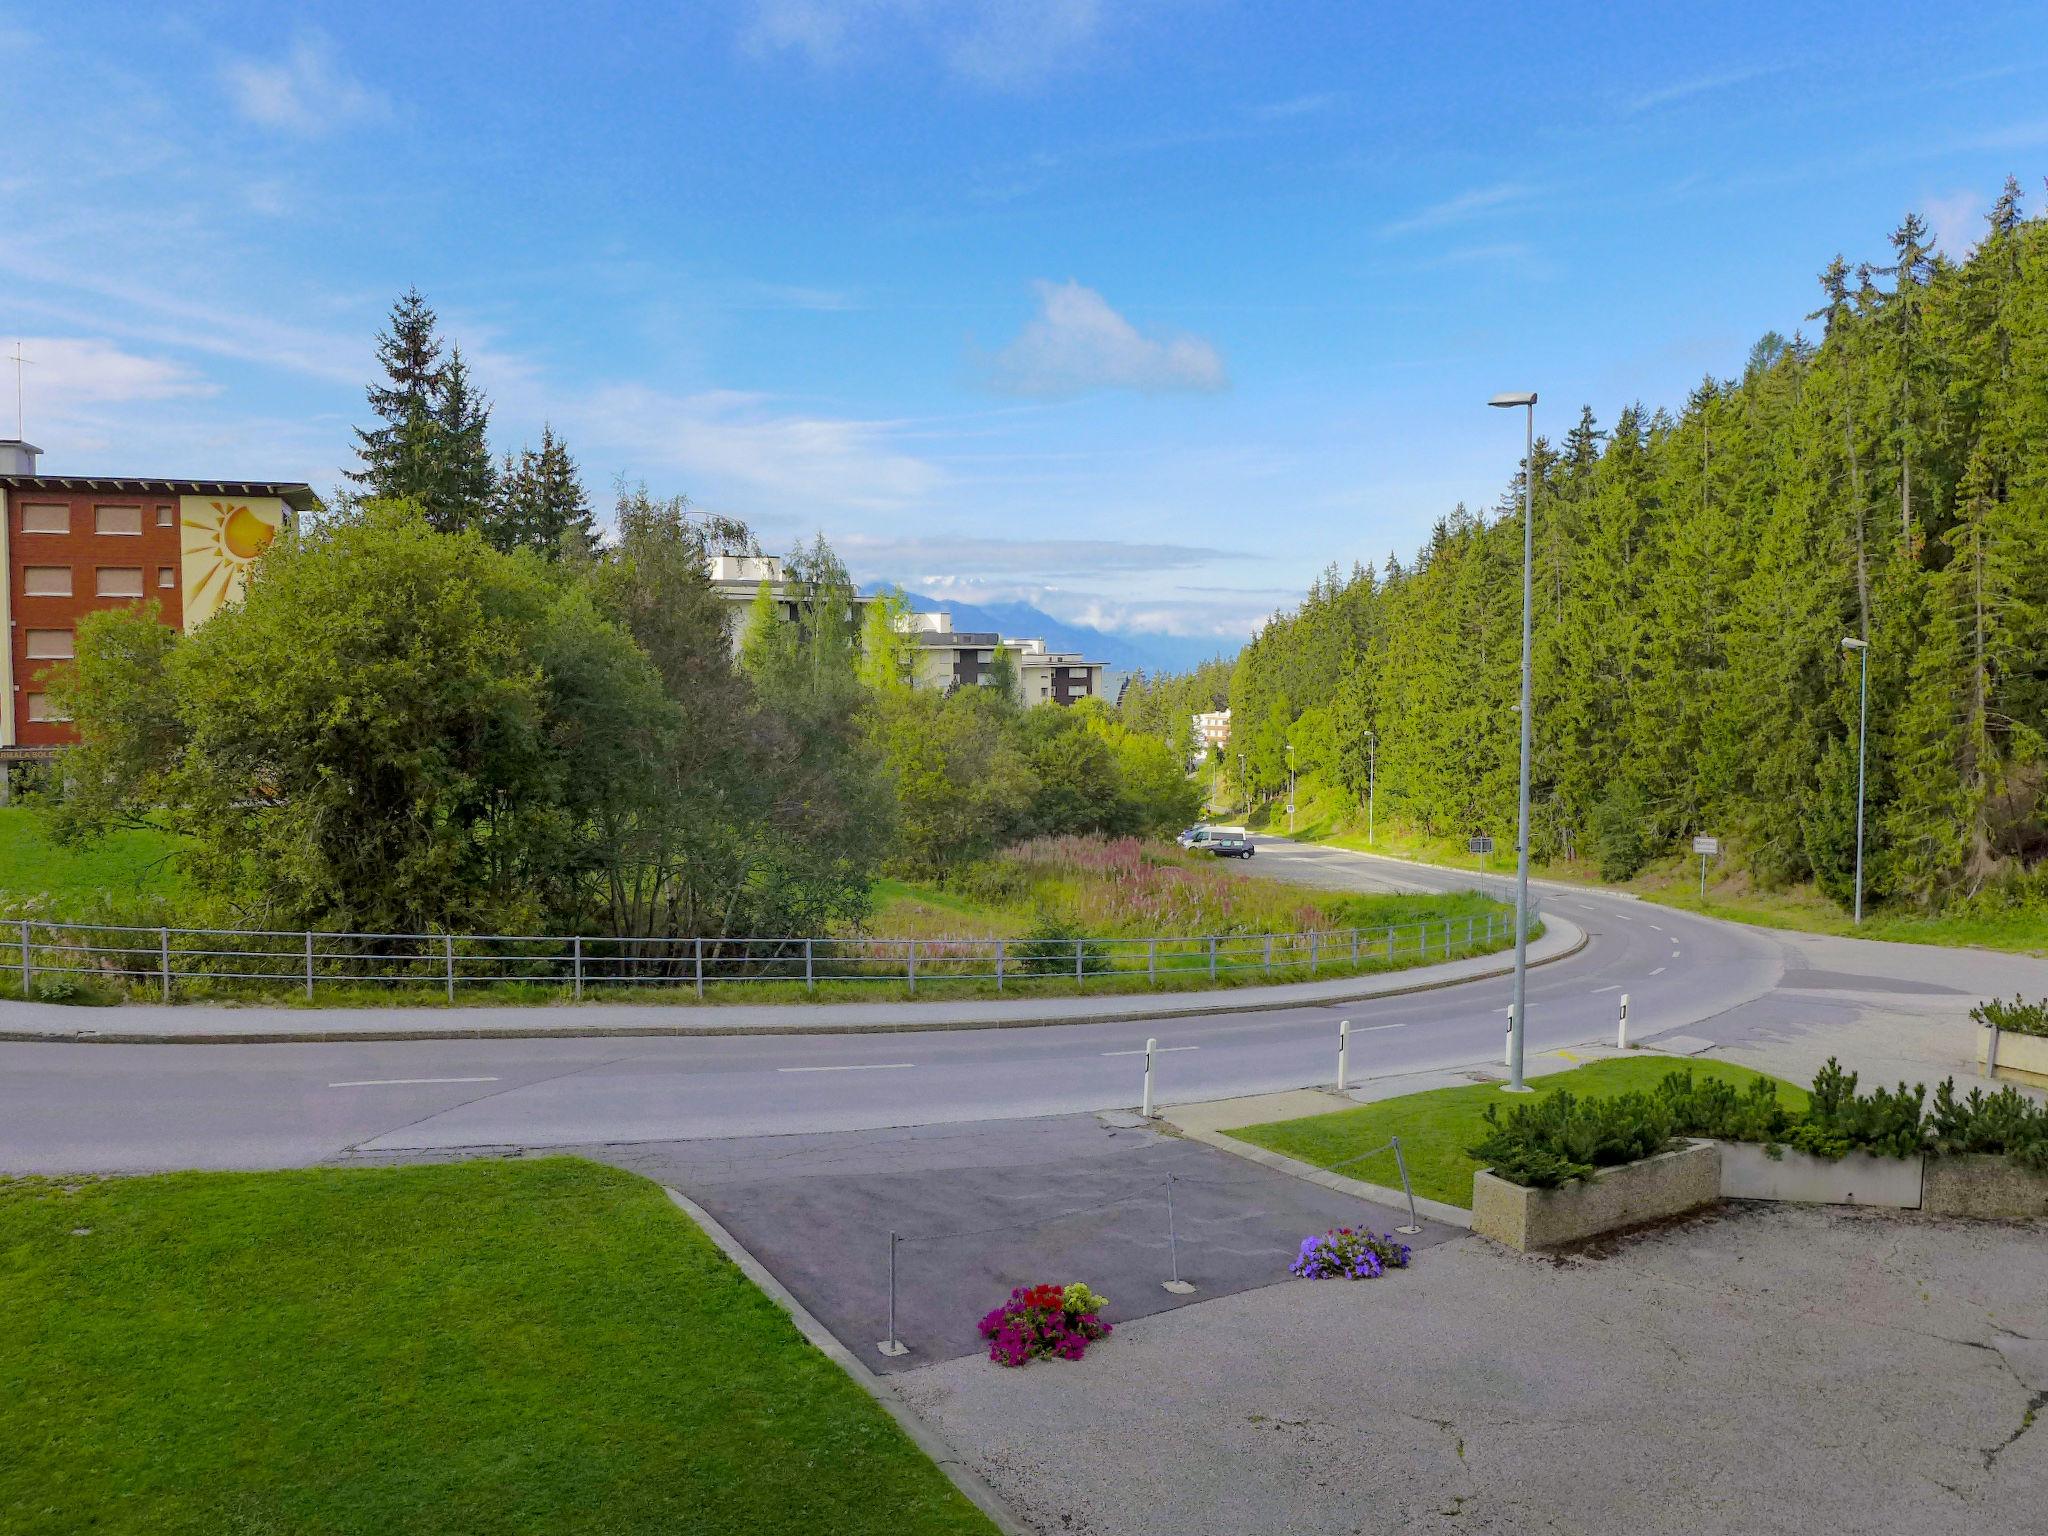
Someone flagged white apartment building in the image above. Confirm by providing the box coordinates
[1193,708,1231,748]
[706,553,878,656]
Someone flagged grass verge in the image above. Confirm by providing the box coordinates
[0,1158,994,1536]
[1225,1055,1808,1209]
[0,806,189,904]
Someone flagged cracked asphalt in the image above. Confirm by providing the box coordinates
[893,1201,2048,1535]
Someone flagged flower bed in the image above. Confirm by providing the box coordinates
[1289,1227,1412,1279]
[977,1282,1112,1367]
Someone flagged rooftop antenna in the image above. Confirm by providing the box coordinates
[8,340,30,440]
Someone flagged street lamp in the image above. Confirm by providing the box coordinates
[1238,750,1246,815]
[1841,636,1870,925]
[1285,741,1295,834]
[1489,389,1538,1093]
[1365,729,1377,847]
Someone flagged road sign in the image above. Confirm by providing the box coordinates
[1692,835,1720,855]
[1468,835,1494,855]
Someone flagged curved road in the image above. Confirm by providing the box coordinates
[0,838,1812,1173]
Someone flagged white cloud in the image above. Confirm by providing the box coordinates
[575,385,943,511]
[222,33,388,136]
[14,337,214,411]
[989,280,1227,398]
[1922,190,1985,259]
[1381,182,1535,239]
[1624,63,1790,115]
[742,0,1102,88]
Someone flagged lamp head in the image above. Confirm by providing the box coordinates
[1489,391,1538,408]
[1840,637,1869,652]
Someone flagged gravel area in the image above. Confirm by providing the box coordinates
[895,1202,2048,1535]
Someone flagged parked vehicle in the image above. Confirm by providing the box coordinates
[1201,828,1254,859]
[1176,826,1207,848]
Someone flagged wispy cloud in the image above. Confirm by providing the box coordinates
[575,385,943,511]
[1256,91,1341,120]
[1921,189,1986,258]
[839,532,1244,577]
[222,32,389,136]
[1381,182,1536,238]
[14,337,216,408]
[742,0,1103,89]
[987,280,1227,398]
[1624,62,1791,114]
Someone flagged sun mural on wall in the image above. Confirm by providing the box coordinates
[180,496,284,628]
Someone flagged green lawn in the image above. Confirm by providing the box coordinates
[0,1159,994,1536]
[1227,1056,1809,1209]
[0,806,189,903]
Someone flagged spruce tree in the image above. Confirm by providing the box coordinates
[349,288,445,503]
[431,346,496,536]
[486,425,596,558]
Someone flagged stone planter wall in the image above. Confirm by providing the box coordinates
[1922,1154,2048,1221]
[1472,1139,1720,1252]
[1717,1141,1923,1208]
[1978,1025,2048,1089]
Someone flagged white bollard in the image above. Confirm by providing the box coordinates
[1337,1019,1351,1092]
[1617,993,1631,1049]
[1142,1037,1158,1119]
[1504,1003,1514,1067]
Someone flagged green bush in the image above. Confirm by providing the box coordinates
[1588,782,1650,882]
[1011,909,1114,976]
[1972,995,2048,1039]
[1654,1070,1799,1143]
[1928,1080,2048,1172]
[29,970,117,1006]
[1467,1089,1676,1189]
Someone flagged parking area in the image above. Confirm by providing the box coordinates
[598,1113,1464,1372]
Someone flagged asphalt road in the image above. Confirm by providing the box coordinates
[0,840,1794,1173]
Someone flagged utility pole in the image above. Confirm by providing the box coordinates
[1365,729,1377,847]
[1489,389,1539,1093]
[1286,741,1295,834]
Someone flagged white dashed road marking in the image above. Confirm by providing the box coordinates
[1101,1045,1201,1056]
[328,1076,501,1089]
[777,1063,916,1073]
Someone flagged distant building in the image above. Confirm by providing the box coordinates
[1,439,317,771]
[705,552,880,656]
[1193,708,1232,751]
[896,610,1105,704]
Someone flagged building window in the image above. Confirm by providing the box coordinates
[96,567,145,598]
[156,506,175,527]
[159,566,176,588]
[21,503,68,535]
[25,629,75,660]
[23,566,73,597]
[25,694,70,723]
[94,505,143,536]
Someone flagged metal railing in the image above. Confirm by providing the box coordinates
[2,903,1529,1005]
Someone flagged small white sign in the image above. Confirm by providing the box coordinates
[1692,835,1720,856]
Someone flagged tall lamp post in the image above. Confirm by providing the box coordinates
[1365,729,1377,847]
[1841,636,1870,925]
[1238,751,1247,815]
[1489,389,1538,1093]
[1285,741,1296,834]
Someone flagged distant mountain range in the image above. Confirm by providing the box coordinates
[865,585,1239,678]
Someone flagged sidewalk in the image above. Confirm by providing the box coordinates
[0,914,1586,1044]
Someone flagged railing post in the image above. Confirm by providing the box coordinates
[1350,927,1359,966]
[695,936,704,999]
[1444,918,1452,954]
[1208,935,1217,980]
[159,927,171,1002]
[907,939,917,995]
[805,937,815,992]
[444,934,455,1003]
[996,937,1005,991]
[572,935,583,1001]
[20,919,30,996]
[1310,930,1319,973]
[1148,937,1157,983]
[1263,933,1273,975]
[1418,921,1427,960]
[304,931,314,1001]
[1074,937,1083,991]
[1385,925,1394,961]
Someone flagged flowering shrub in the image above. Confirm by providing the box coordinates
[1289,1227,1412,1280]
[977,1281,1113,1367]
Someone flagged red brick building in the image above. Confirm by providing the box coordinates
[1,439,316,770]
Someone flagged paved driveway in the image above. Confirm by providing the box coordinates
[599,1113,1463,1373]
[894,1201,2048,1535]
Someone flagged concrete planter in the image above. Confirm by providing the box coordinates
[1716,1141,1923,1208]
[1978,1025,2048,1089]
[1472,1139,1720,1252]
[1922,1154,2048,1221]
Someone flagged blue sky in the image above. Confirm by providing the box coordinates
[5,2,2046,652]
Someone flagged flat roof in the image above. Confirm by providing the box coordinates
[0,474,321,511]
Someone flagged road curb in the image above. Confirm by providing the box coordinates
[663,1187,1035,1536]
[0,922,1589,1045]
